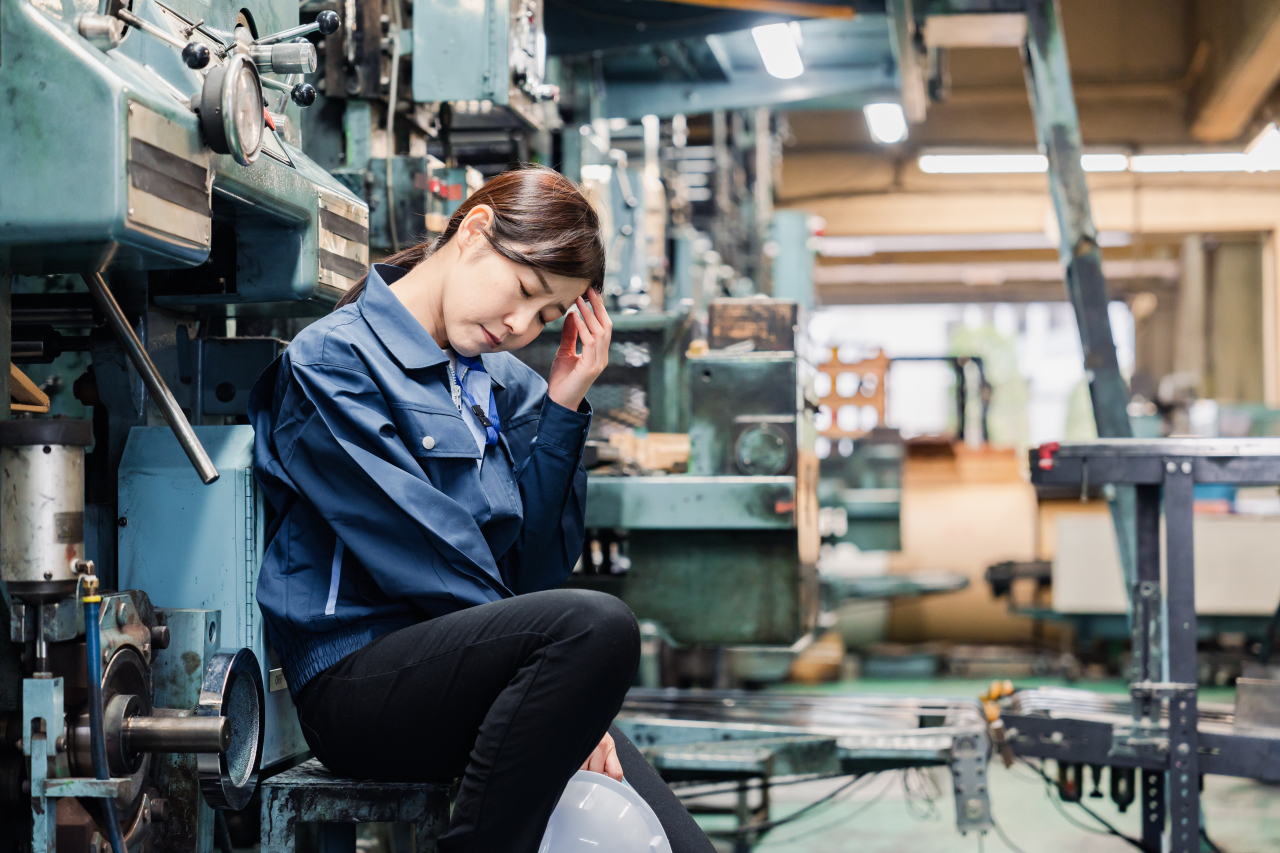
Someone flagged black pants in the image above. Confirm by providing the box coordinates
[296,589,715,853]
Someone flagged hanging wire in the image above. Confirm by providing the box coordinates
[759,772,896,846]
[1020,758,1145,851]
[703,773,874,840]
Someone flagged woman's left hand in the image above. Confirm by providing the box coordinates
[547,288,611,412]
[581,731,624,781]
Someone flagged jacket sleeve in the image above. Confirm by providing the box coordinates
[273,358,510,613]
[499,395,591,594]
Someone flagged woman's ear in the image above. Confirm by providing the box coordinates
[456,205,495,257]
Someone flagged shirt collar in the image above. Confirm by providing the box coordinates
[359,264,449,370]
[478,353,512,390]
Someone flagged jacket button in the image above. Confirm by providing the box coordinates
[421,435,436,450]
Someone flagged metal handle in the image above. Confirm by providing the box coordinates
[82,272,219,485]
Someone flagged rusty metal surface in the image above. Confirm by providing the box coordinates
[260,759,451,853]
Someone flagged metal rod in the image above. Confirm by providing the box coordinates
[82,272,219,484]
[124,716,229,754]
[115,8,188,50]
[255,20,322,45]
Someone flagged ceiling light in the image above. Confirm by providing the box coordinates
[1080,153,1128,172]
[919,154,1047,173]
[752,23,804,80]
[1246,123,1280,172]
[1128,153,1250,173]
[863,103,908,144]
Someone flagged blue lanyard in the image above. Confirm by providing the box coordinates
[455,354,500,446]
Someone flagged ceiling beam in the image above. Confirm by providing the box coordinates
[649,0,854,19]
[1191,1,1280,142]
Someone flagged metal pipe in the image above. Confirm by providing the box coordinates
[84,583,127,853]
[82,272,218,484]
[123,716,230,754]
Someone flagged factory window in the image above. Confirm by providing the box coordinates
[809,302,1135,453]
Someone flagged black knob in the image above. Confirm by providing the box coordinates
[182,42,210,69]
[316,10,340,35]
[291,82,317,107]
[150,625,171,650]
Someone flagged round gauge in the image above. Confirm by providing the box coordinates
[198,54,265,166]
[734,424,793,476]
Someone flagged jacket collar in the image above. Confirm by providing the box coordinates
[359,264,449,371]
[359,264,514,389]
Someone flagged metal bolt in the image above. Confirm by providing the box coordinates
[150,798,170,823]
[118,517,128,528]
[1181,461,1192,474]
[128,208,134,216]
[965,798,985,819]
[1177,742,1190,755]
[1166,461,1176,472]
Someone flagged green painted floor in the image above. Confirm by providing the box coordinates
[687,678,1279,853]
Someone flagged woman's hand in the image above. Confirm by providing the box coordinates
[581,731,624,781]
[547,288,611,412]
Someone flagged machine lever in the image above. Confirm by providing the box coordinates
[82,272,219,485]
[113,8,210,68]
[254,10,340,46]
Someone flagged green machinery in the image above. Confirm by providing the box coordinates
[539,299,821,679]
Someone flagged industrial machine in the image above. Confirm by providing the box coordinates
[0,419,265,852]
[998,439,1280,853]
[0,0,367,844]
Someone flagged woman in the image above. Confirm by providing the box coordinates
[248,166,715,853]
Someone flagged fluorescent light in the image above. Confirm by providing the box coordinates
[815,230,1132,257]
[752,24,804,80]
[1080,153,1128,172]
[919,150,1268,174]
[863,103,908,144]
[919,154,1047,173]
[1129,152,1251,172]
[1246,123,1280,172]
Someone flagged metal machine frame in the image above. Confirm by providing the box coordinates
[1004,439,1280,853]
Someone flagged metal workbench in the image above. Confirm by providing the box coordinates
[1007,439,1280,853]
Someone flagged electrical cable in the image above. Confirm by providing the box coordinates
[384,0,402,252]
[703,772,876,839]
[759,772,894,845]
[84,586,127,853]
[1020,758,1145,851]
[675,772,844,801]
[991,816,1030,853]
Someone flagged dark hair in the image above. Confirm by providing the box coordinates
[336,165,605,309]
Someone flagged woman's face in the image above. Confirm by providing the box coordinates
[441,208,591,357]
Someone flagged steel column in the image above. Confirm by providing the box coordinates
[1132,484,1162,724]
[1022,0,1137,623]
[1162,461,1199,853]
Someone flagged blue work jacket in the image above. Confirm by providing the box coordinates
[248,264,592,698]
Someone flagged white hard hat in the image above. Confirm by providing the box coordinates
[539,771,672,853]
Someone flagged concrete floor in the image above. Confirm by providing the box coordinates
[688,678,1280,853]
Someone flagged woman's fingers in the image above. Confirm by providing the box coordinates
[588,288,613,334]
[586,743,606,774]
[604,742,623,781]
[580,734,623,781]
[557,311,580,356]
[578,291,605,338]
[573,299,596,348]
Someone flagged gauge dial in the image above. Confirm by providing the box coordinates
[198,54,265,166]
